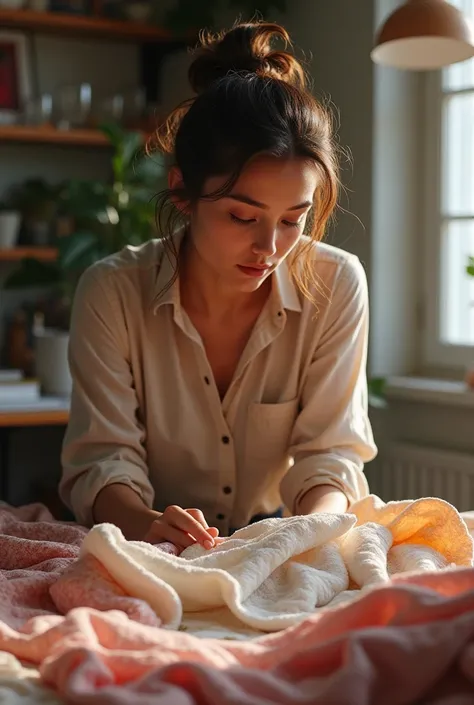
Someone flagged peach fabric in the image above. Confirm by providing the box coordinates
[2,570,474,704]
[0,500,473,702]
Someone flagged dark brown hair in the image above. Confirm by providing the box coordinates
[151,21,340,301]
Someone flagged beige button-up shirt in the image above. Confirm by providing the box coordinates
[60,233,377,534]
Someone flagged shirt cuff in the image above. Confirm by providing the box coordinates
[68,460,155,527]
[279,454,370,515]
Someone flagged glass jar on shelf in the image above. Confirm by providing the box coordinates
[96,93,124,125]
[122,85,146,129]
[55,83,92,130]
[23,94,53,127]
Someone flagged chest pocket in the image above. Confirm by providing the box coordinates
[246,398,299,466]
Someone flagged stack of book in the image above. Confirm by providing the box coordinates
[0,370,69,412]
[0,370,40,404]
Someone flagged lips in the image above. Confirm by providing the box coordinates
[237,264,272,278]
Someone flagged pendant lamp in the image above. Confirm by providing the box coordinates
[371,0,474,70]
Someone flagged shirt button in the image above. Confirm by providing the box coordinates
[204,376,210,385]
[216,513,225,520]
[223,486,232,494]
[221,435,230,444]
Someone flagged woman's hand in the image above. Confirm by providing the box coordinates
[143,506,219,551]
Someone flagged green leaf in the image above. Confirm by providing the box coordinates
[367,376,387,407]
[99,123,145,182]
[58,231,98,270]
[122,131,145,173]
[368,376,386,398]
[125,185,156,204]
[98,122,125,150]
[61,180,110,220]
[132,152,166,185]
[63,244,104,274]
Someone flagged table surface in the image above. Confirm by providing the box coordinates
[0,409,70,428]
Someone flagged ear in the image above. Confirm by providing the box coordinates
[168,167,190,215]
[168,166,182,191]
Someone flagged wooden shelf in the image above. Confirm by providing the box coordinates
[0,9,178,43]
[0,408,69,428]
[0,124,111,147]
[0,247,58,262]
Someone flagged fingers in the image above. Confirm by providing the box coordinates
[144,519,197,550]
[185,509,219,536]
[185,509,219,540]
[142,506,220,551]
[185,508,209,528]
[158,524,200,550]
[164,506,215,548]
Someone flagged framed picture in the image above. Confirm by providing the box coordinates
[0,31,33,125]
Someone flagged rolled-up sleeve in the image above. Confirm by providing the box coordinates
[279,255,377,514]
[59,265,154,526]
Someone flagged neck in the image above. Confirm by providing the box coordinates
[179,239,268,319]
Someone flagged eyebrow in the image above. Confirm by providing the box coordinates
[226,194,312,211]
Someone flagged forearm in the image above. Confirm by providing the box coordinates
[93,483,159,541]
[296,484,349,515]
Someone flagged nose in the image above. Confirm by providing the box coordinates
[252,227,277,258]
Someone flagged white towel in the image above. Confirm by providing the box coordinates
[80,495,473,634]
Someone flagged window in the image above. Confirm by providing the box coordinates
[422,0,474,369]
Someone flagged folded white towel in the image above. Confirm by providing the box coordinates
[80,495,473,633]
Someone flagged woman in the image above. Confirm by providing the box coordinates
[60,21,377,552]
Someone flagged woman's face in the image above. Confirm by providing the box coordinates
[175,156,319,294]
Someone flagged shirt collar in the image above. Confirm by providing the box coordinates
[151,231,185,313]
[272,259,302,314]
[151,230,302,315]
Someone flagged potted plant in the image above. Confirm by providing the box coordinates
[7,178,63,246]
[3,122,166,395]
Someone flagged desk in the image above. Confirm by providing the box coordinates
[0,407,70,501]
[0,409,70,427]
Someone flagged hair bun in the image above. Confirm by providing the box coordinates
[188,22,306,95]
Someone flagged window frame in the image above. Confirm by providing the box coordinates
[421,70,474,370]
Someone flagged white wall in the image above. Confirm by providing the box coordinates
[286,0,375,274]
[288,0,426,379]
[370,0,425,378]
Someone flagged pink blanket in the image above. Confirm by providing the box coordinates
[1,503,474,704]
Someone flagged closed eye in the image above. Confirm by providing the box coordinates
[230,214,256,225]
[230,214,302,228]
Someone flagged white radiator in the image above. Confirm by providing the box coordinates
[364,442,474,512]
